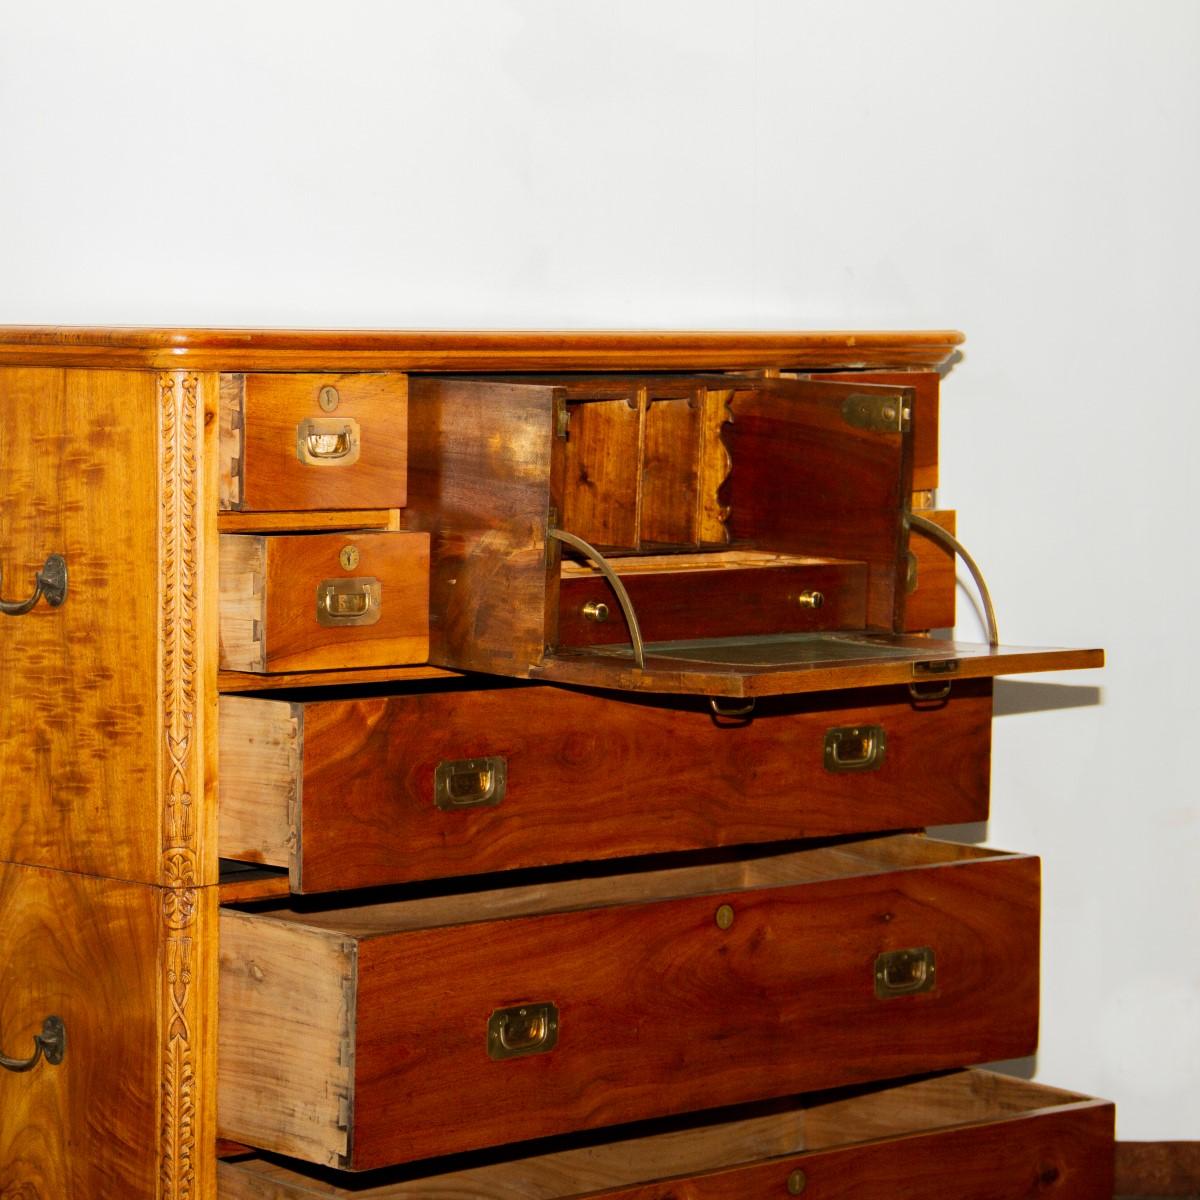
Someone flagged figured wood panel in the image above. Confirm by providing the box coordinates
[405,378,558,675]
[0,368,202,885]
[0,328,966,372]
[723,378,913,631]
[559,395,643,549]
[0,863,218,1200]
[225,373,408,513]
[640,394,701,545]
[223,681,992,892]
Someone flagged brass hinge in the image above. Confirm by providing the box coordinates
[841,393,911,434]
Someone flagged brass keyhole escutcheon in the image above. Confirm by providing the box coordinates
[318,385,341,413]
[340,545,360,571]
[797,590,824,609]
[787,1168,807,1194]
[582,600,609,622]
[715,904,735,931]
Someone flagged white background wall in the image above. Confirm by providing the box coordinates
[2,0,1196,1141]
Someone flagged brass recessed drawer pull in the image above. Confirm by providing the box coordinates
[0,1015,66,1073]
[487,1002,559,1061]
[874,947,936,998]
[824,724,887,772]
[434,756,507,810]
[0,553,68,616]
[316,577,382,627]
[296,417,361,466]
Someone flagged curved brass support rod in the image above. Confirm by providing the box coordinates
[906,514,999,646]
[0,554,69,616]
[0,1015,66,1073]
[548,530,646,670]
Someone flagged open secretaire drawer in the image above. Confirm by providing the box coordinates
[404,375,1102,696]
[217,1069,1114,1198]
[218,835,1040,1170]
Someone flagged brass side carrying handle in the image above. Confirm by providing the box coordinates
[487,1002,559,1060]
[0,554,68,616]
[434,757,507,810]
[1,1015,66,1073]
[296,417,361,466]
[824,724,887,772]
[316,578,382,627]
[874,947,936,998]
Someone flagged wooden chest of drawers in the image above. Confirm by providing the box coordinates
[0,327,1111,1200]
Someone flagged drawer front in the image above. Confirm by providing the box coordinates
[218,839,1040,1169]
[557,562,867,648]
[219,531,429,672]
[220,372,408,512]
[217,1070,1114,1199]
[219,681,993,892]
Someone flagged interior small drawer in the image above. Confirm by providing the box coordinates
[219,680,993,893]
[217,1069,1114,1199]
[218,531,429,673]
[217,835,1040,1171]
[220,372,408,512]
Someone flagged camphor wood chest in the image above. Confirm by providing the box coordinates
[0,328,1109,1200]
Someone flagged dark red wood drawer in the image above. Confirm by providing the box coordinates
[219,680,993,892]
[217,836,1040,1170]
[217,1070,1113,1199]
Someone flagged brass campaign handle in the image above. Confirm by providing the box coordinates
[0,1015,66,1073]
[296,417,361,466]
[487,1002,559,1060]
[0,554,68,616]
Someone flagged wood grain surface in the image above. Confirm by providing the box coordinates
[218,680,993,892]
[216,1072,1113,1199]
[0,328,966,372]
[219,840,1040,1169]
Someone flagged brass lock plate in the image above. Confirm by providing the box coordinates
[316,577,382,627]
[487,1002,559,1061]
[434,757,508,810]
[874,946,936,998]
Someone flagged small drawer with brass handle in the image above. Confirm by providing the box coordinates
[218,834,1039,1171]
[218,531,428,673]
[220,372,407,512]
[218,681,994,895]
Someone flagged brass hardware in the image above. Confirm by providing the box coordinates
[906,549,919,593]
[907,512,999,646]
[296,417,361,466]
[318,384,341,413]
[908,681,953,702]
[715,903,735,931]
[1,1016,66,1073]
[339,545,360,571]
[0,554,68,616]
[875,947,936,998]
[786,1169,808,1195]
[912,658,959,679]
[487,1002,559,1061]
[841,392,911,434]
[824,725,887,772]
[796,590,824,609]
[434,756,507,810]
[549,529,646,669]
[316,577,382,627]
[582,600,609,623]
[709,698,756,719]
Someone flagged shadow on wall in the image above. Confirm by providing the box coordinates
[993,679,1103,717]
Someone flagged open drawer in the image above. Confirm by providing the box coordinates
[218,835,1040,1170]
[405,375,1102,697]
[217,1069,1114,1199]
